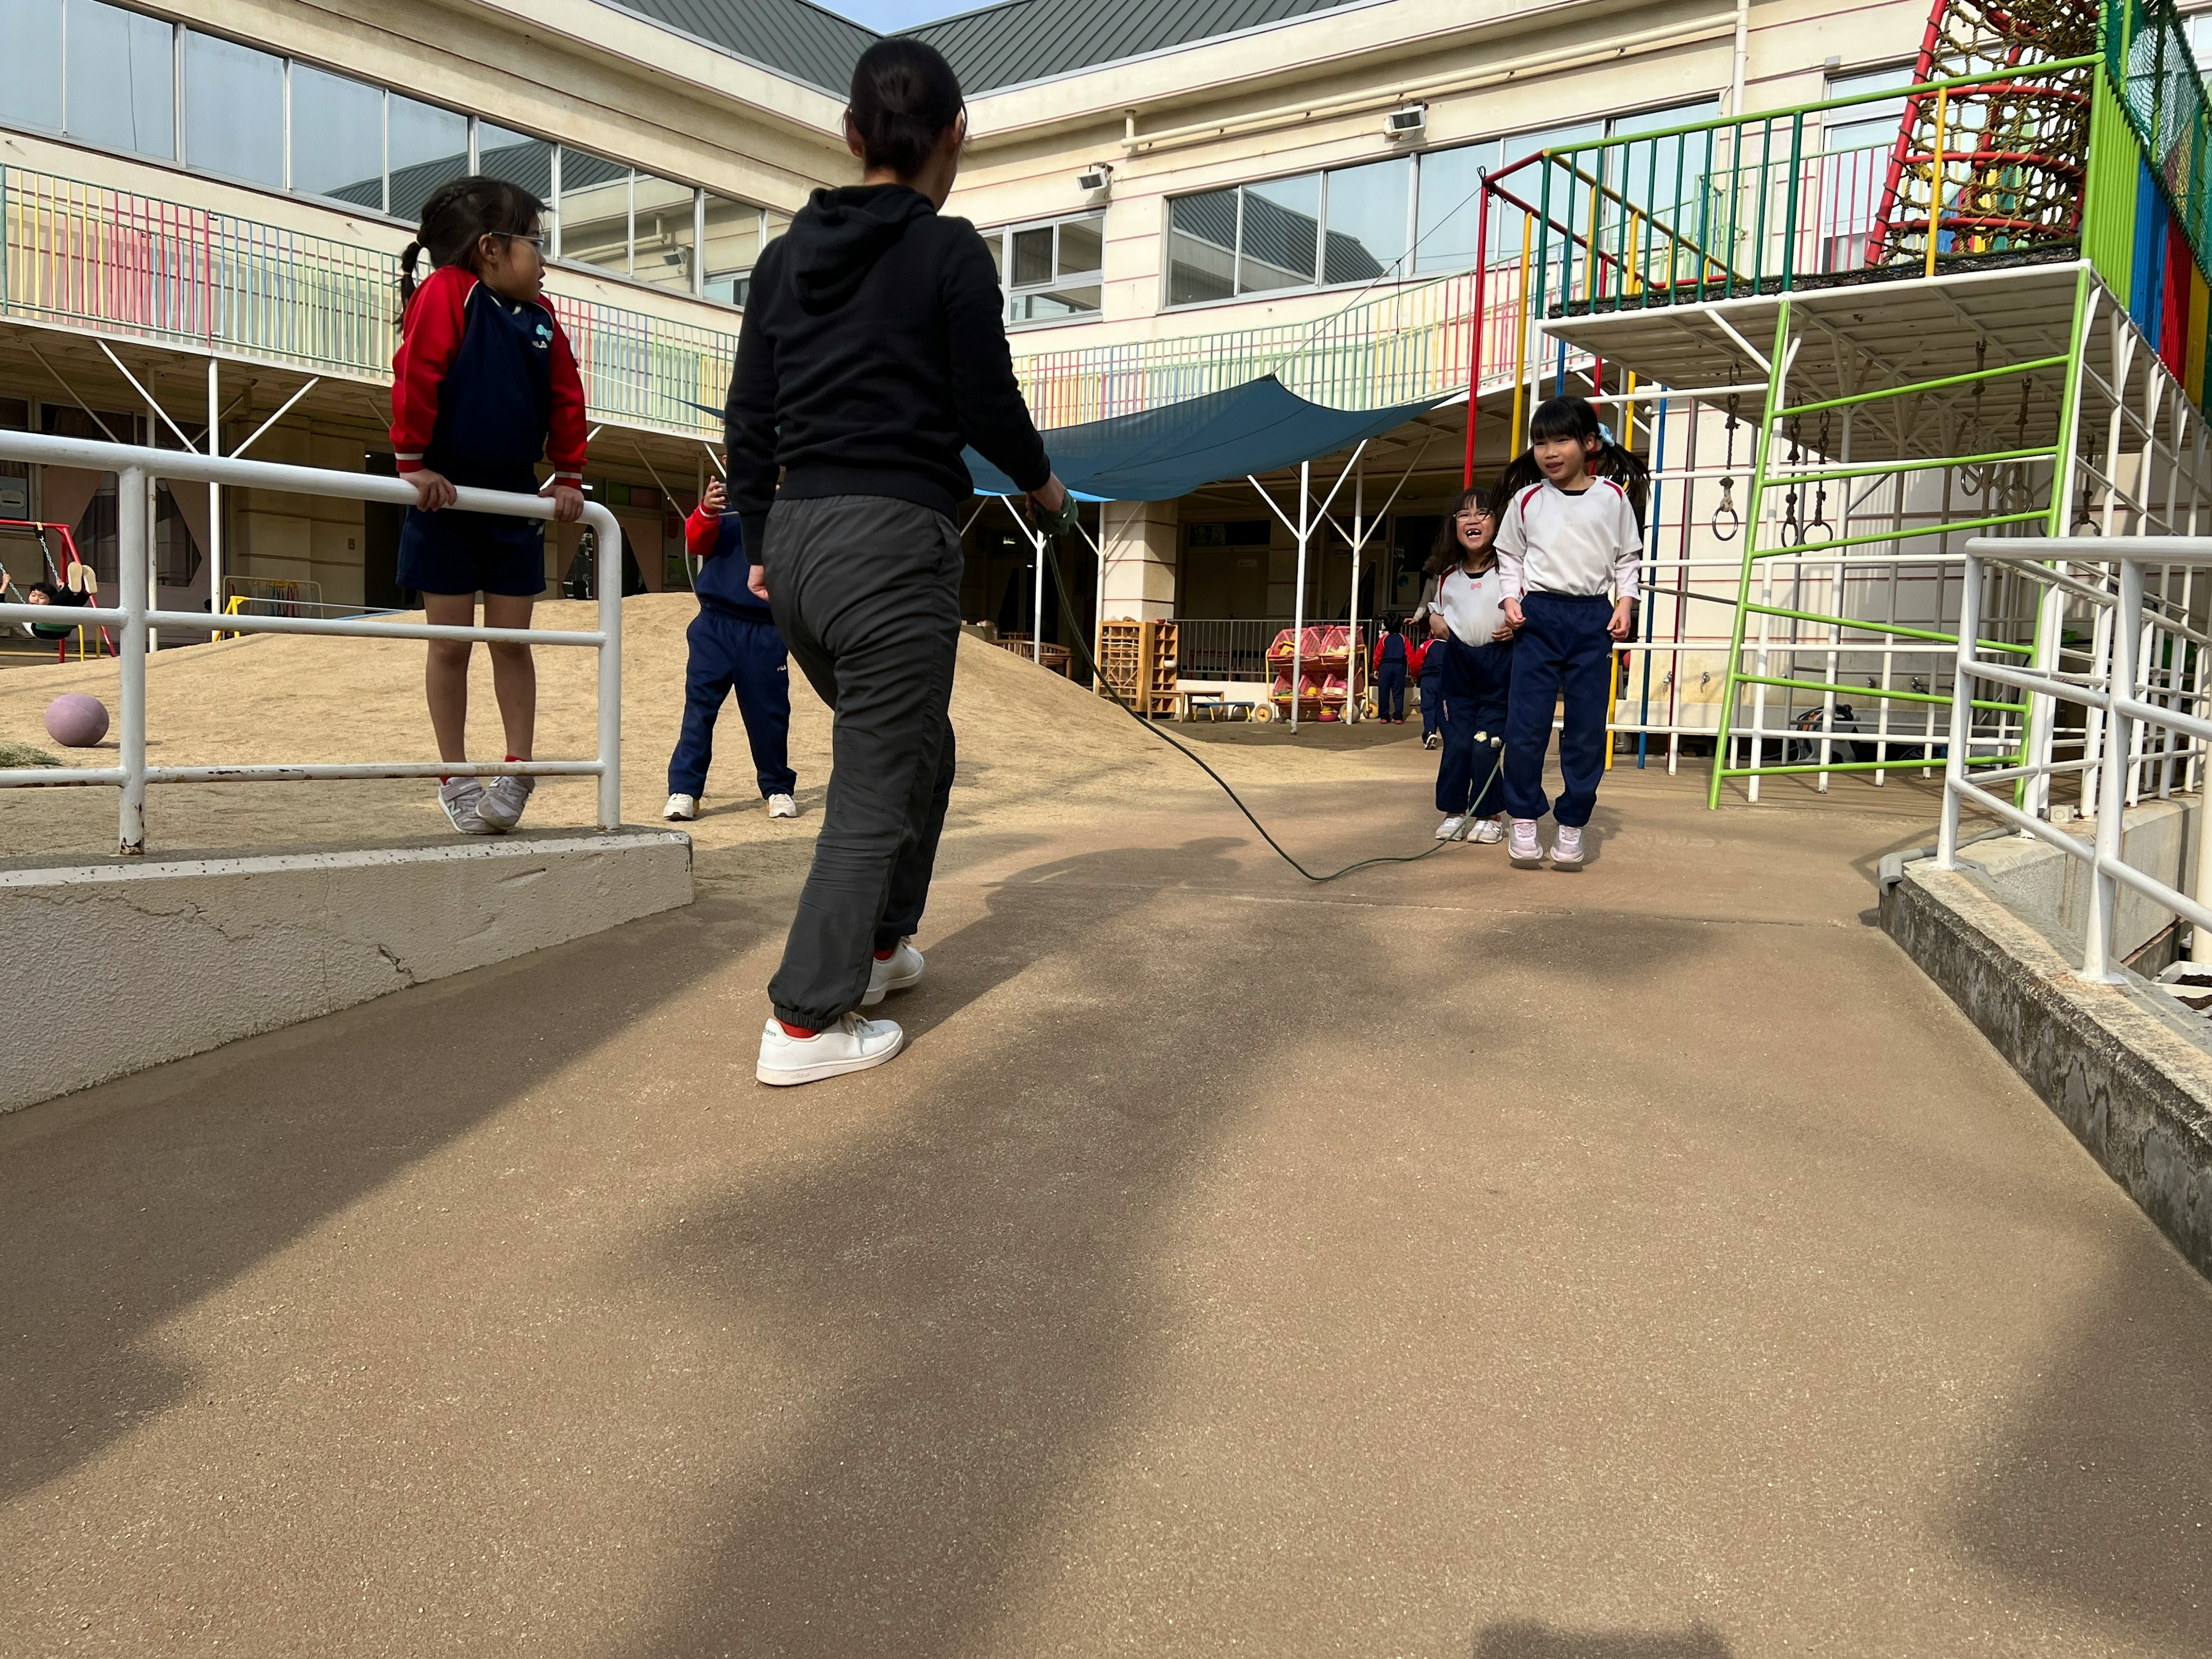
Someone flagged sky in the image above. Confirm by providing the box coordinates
[825,0,978,30]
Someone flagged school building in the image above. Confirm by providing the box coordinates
[3,0,2211,772]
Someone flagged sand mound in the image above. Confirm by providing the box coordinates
[0,596,1194,874]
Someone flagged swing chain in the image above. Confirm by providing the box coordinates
[1782,416,1803,547]
[1806,407,1834,541]
[1960,339,1990,498]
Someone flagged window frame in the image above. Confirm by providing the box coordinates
[1160,93,1726,312]
[982,211,1108,329]
[0,0,779,311]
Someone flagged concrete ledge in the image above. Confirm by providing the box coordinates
[1882,861,2212,1275]
[0,829,693,1113]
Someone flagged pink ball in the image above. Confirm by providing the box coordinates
[44,692,109,748]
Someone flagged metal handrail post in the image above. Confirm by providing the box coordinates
[1937,548,1982,867]
[2085,556,2143,981]
[117,463,147,855]
[596,505,623,829]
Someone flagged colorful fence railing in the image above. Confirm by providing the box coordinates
[0,166,736,440]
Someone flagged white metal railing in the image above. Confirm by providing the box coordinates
[0,430,622,854]
[1938,536,2212,982]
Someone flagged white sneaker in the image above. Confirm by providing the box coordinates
[1423,732,1441,749]
[664,792,699,822]
[1550,824,1585,869]
[1508,817,1544,867]
[861,938,925,1006]
[1470,815,1507,844]
[438,778,496,835]
[476,773,534,832]
[767,792,799,819]
[1435,814,1465,840]
[756,1012,904,1086]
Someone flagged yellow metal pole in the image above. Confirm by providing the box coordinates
[1926,86,1948,281]
[1606,646,1619,769]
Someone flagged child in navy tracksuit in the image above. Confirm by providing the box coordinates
[1415,624,1448,747]
[1372,619,1410,722]
[664,478,799,822]
[390,176,586,837]
[1494,396,1646,871]
[1426,488,1514,842]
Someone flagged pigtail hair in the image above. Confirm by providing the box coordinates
[397,241,426,316]
[1493,449,1544,509]
[393,176,547,330]
[1592,438,1650,532]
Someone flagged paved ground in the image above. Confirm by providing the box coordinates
[7,642,2212,1656]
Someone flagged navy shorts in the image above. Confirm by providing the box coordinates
[396,494,548,599]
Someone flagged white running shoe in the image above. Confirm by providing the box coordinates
[476,773,534,833]
[1435,814,1465,840]
[756,1013,904,1086]
[1508,817,1544,867]
[664,792,699,822]
[1470,815,1507,844]
[438,778,495,835]
[1423,732,1441,749]
[767,792,799,819]
[1550,824,1585,869]
[861,938,925,1006]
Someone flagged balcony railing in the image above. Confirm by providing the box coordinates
[0,165,737,440]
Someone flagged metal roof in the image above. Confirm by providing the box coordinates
[605,0,877,95]
[602,0,1370,97]
[907,0,1366,94]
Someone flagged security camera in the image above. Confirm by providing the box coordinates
[1077,164,1112,205]
[1385,104,1427,142]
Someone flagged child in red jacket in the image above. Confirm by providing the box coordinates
[391,176,586,836]
[664,478,800,823]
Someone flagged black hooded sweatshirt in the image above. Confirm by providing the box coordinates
[723,183,1052,562]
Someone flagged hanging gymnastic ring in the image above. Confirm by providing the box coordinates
[1711,497,1740,542]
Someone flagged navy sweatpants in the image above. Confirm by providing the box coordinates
[1419,661,1446,740]
[1376,662,1407,722]
[1437,636,1512,815]
[668,604,798,800]
[1502,590,1614,828]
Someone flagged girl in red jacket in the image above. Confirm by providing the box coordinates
[390,176,586,836]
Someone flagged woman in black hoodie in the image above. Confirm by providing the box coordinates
[728,38,1067,1086]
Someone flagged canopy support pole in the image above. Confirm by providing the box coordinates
[1292,460,1309,731]
[1347,461,1364,723]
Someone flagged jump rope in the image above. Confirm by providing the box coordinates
[1027,506,1503,883]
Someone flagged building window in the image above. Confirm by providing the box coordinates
[0,0,774,309]
[388,95,468,224]
[983,214,1104,324]
[1167,98,1724,304]
[183,31,285,189]
[290,63,385,210]
[1817,66,1915,273]
[65,0,173,160]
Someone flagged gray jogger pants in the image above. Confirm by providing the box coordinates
[763,494,961,1029]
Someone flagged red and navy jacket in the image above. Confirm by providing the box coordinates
[685,505,773,620]
[1373,632,1408,671]
[391,264,586,491]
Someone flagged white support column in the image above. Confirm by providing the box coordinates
[2085,556,2143,983]
[206,357,222,628]
[1032,519,1047,665]
[117,464,147,855]
[145,395,160,654]
[1347,464,1363,724]
[1290,460,1310,733]
[1937,549,1982,868]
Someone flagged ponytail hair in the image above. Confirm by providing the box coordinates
[1493,395,1650,530]
[1423,486,1497,578]
[847,39,965,180]
[397,175,547,321]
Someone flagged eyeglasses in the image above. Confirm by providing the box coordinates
[503,233,546,251]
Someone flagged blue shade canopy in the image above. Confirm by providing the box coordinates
[964,376,1450,502]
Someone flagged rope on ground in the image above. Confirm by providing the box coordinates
[1037,524,1499,883]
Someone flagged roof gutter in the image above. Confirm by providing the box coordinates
[1118,11,1736,158]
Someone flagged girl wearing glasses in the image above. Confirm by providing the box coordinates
[1423,489,1517,842]
[390,176,586,837]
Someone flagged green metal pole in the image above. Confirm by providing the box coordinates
[1782,111,1804,291]
[1709,295,1793,808]
[1775,353,2073,418]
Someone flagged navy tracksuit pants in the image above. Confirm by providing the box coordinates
[1503,590,1614,828]
[1437,636,1512,816]
[668,603,798,800]
[1375,662,1407,722]
[1419,658,1446,740]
